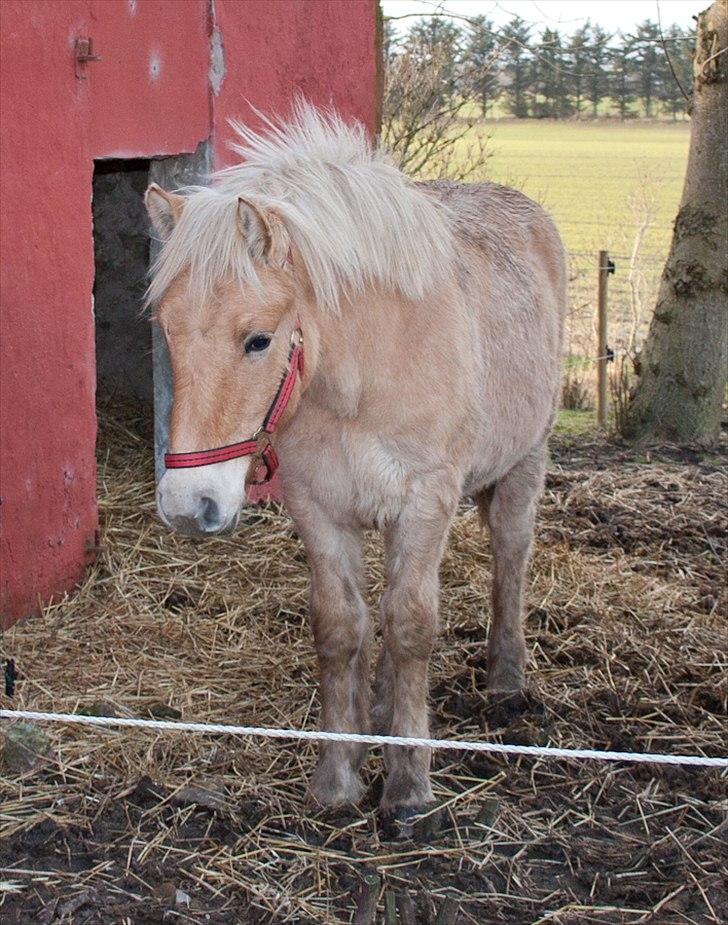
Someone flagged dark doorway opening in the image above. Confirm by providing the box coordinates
[92,158,153,407]
[91,142,211,477]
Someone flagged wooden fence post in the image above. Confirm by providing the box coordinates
[596,250,613,428]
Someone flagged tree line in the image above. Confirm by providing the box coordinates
[384,15,695,120]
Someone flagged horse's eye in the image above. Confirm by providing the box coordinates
[244,333,272,354]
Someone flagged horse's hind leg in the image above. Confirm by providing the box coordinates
[476,442,547,693]
[296,509,370,807]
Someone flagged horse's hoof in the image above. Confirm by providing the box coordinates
[308,766,365,808]
[482,689,541,727]
[381,803,443,842]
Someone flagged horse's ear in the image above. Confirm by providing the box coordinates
[145,184,184,238]
[237,196,290,269]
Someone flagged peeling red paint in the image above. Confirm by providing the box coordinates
[0,0,378,627]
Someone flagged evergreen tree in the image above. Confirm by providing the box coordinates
[533,28,570,117]
[388,13,698,125]
[658,24,694,119]
[465,16,501,117]
[382,19,399,65]
[406,16,462,52]
[499,17,533,118]
[585,24,611,116]
[566,22,591,118]
[632,20,662,116]
[403,18,462,106]
[609,32,638,119]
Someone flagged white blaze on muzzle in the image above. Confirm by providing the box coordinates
[156,457,249,535]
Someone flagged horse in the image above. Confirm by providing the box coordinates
[145,104,566,818]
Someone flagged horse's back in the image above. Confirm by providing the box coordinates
[420,179,566,313]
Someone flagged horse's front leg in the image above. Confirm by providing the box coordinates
[299,514,370,807]
[373,480,458,815]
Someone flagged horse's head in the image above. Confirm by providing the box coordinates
[146,184,310,536]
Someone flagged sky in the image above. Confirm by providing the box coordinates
[380,1,703,37]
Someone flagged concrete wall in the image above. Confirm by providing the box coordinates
[0,0,378,627]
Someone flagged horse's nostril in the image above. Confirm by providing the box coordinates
[197,495,221,532]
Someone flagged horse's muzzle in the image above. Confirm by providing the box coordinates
[166,496,236,536]
[156,459,248,537]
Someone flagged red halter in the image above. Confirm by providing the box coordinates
[163,325,304,485]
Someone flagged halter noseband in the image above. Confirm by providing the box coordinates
[163,325,304,485]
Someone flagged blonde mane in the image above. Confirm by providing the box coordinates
[146,103,456,312]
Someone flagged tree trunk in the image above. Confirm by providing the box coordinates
[625,1,728,445]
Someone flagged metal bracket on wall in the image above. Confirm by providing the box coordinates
[75,37,101,79]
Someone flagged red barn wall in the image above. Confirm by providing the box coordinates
[0,0,378,628]
[212,0,379,165]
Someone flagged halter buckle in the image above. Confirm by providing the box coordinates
[254,428,271,453]
[248,429,277,485]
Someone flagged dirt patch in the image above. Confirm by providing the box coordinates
[1,404,726,924]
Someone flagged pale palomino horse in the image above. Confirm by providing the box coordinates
[146,106,566,816]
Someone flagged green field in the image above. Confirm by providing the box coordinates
[472,119,690,260]
[450,119,690,367]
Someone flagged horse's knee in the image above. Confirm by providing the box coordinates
[311,575,367,667]
[382,585,438,663]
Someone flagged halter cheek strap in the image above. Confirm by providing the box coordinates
[163,325,304,485]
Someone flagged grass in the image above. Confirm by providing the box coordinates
[554,408,597,437]
[464,96,691,123]
[449,118,691,406]
[473,119,690,262]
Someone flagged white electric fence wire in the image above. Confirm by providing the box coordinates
[1,710,726,768]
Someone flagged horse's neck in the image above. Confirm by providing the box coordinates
[303,298,371,420]
[300,285,451,424]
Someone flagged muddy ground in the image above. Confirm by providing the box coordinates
[1,408,726,924]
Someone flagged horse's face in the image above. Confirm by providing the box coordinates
[147,185,304,536]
